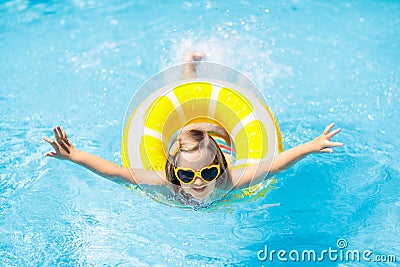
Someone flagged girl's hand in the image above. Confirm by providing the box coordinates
[184,52,205,63]
[43,126,75,160]
[308,123,344,154]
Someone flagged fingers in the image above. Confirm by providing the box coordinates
[320,148,333,154]
[44,151,57,157]
[54,126,68,142]
[58,126,67,139]
[319,141,343,154]
[327,128,341,139]
[43,136,60,154]
[53,126,71,153]
[193,52,205,61]
[43,126,72,157]
[54,126,63,142]
[184,52,205,63]
[59,140,71,154]
[323,123,335,135]
[42,136,52,144]
[59,126,72,147]
[329,141,344,147]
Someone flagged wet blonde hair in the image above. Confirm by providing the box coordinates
[165,129,231,188]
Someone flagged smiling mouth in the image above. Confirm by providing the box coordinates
[192,186,207,193]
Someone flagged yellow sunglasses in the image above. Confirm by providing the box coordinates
[173,164,221,184]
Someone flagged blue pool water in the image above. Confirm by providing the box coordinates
[1,0,399,266]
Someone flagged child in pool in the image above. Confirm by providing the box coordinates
[43,52,343,200]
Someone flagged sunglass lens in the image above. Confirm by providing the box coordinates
[176,169,195,183]
[201,166,219,181]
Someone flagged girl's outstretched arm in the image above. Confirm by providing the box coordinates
[231,123,344,188]
[43,126,166,185]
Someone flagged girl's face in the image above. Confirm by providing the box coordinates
[176,148,217,199]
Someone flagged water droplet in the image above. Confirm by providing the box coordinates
[110,19,119,26]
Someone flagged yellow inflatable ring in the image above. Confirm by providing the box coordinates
[121,63,283,201]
